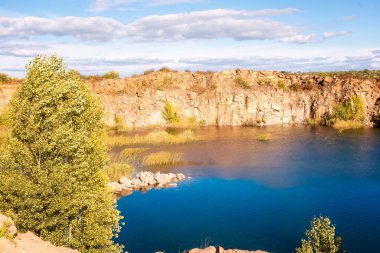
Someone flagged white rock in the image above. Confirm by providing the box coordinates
[119,176,132,187]
[0,214,17,237]
[107,182,123,193]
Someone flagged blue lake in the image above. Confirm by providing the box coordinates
[115,126,380,253]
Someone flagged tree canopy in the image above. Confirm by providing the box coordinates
[0,55,122,253]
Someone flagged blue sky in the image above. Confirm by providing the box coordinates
[0,0,379,77]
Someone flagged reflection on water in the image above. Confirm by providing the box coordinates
[115,126,380,253]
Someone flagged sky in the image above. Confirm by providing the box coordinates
[0,0,379,77]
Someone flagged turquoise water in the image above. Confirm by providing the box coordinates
[116,126,380,253]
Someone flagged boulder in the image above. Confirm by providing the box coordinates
[119,176,132,187]
[107,182,123,193]
[189,246,217,253]
[0,214,17,237]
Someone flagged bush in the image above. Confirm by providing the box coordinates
[0,55,122,253]
[296,216,344,253]
[277,79,287,90]
[333,95,365,121]
[257,78,271,86]
[158,67,172,73]
[103,70,120,79]
[235,76,250,89]
[144,69,154,75]
[162,101,180,124]
[0,73,11,84]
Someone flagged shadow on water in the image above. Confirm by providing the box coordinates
[114,126,380,253]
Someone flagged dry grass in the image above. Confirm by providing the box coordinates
[142,151,183,166]
[333,120,363,131]
[104,163,134,181]
[256,134,272,141]
[107,130,195,147]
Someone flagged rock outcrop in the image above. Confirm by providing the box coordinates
[0,214,79,253]
[1,70,379,127]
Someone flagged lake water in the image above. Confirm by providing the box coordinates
[115,126,380,253]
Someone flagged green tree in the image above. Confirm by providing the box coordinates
[0,55,122,253]
[296,216,344,253]
[162,101,179,124]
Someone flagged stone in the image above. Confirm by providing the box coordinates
[119,176,132,187]
[0,214,17,237]
[324,76,333,83]
[189,246,217,253]
[107,182,123,193]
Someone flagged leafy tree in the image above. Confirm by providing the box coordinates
[162,101,179,124]
[0,55,122,253]
[296,216,344,253]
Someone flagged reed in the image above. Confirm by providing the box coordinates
[333,120,363,131]
[107,130,195,147]
[104,163,134,181]
[256,133,272,141]
[142,151,182,166]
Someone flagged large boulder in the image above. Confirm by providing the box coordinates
[189,246,216,253]
[0,213,17,237]
[107,182,123,193]
[119,176,132,187]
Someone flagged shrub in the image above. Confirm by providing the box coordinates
[333,95,365,121]
[142,151,182,166]
[295,216,344,253]
[0,221,15,239]
[277,79,287,90]
[158,67,172,72]
[0,73,11,84]
[0,55,122,253]
[103,70,120,79]
[162,101,180,124]
[235,76,250,89]
[144,69,154,75]
[289,83,301,91]
[113,115,126,130]
[257,78,271,86]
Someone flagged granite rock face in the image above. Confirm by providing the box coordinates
[1,70,379,127]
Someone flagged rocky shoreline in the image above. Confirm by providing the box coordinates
[108,171,189,194]
[186,246,268,253]
[0,214,79,253]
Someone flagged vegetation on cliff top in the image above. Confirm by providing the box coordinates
[0,55,122,253]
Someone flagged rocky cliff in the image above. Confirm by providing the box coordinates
[1,70,380,127]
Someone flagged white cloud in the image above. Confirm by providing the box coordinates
[126,9,302,41]
[0,9,315,43]
[0,16,127,40]
[88,0,201,12]
[323,31,350,39]
[279,34,318,44]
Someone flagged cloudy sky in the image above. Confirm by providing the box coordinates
[0,0,379,77]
